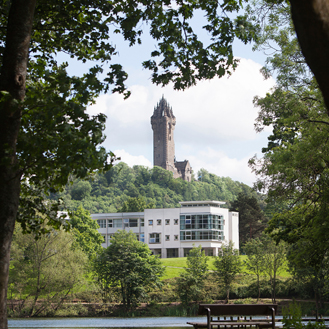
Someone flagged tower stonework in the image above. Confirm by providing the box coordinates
[151,96,192,181]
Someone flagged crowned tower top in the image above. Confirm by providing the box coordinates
[151,96,176,172]
[151,96,192,182]
[151,95,175,119]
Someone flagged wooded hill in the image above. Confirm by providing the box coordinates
[52,162,264,214]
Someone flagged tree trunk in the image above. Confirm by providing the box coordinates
[0,1,36,328]
[226,288,230,301]
[315,290,319,320]
[257,274,260,301]
[289,0,329,111]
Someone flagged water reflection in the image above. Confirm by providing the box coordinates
[8,316,204,328]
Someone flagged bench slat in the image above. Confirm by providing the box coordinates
[209,321,273,326]
[188,304,277,329]
[198,304,277,316]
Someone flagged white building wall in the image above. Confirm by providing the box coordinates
[144,208,180,258]
[229,211,239,249]
[91,201,239,257]
[91,212,144,248]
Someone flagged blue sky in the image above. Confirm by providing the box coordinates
[64,23,276,187]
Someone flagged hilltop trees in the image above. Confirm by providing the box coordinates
[119,197,155,212]
[56,164,255,213]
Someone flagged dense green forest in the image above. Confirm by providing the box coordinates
[52,162,263,214]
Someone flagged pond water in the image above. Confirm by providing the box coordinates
[8,316,206,329]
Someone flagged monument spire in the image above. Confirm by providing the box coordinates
[151,96,192,181]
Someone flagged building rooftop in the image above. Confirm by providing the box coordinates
[91,212,144,219]
[179,200,226,207]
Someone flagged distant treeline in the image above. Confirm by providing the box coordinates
[50,162,264,214]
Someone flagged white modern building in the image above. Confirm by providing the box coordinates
[91,200,239,258]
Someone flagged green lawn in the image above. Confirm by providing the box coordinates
[160,257,187,279]
[160,256,291,280]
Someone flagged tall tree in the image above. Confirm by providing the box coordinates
[287,235,329,315]
[177,245,208,303]
[0,1,258,327]
[94,230,164,310]
[8,224,87,317]
[248,1,329,303]
[69,206,103,261]
[288,0,329,111]
[244,237,266,301]
[230,193,267,248]
[262,234,287,303]
[246,0,329,111]
[214,241,242,300]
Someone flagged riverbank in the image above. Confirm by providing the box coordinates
[7,299,329,318]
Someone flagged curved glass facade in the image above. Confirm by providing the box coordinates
[180,214,224,241]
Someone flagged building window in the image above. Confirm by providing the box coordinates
[165,219,170,225]
[174,235,178,241]
[157,219,162,225]
[113,219,122,228]
[108,219,113,228]
[180,230,220,241]
[174,219,178,225]
[165,235,170,241]
[179,213,223,230]
[140,233,145,242]
[140,218,144,227]
[184,248,192,257]
[97,219,106,228]
[167,248,178,258]
[124,218,138,228]
[149,233,160,244]
[129,219,138,227]
[149,219,153,226]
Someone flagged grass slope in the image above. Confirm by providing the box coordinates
[160,256,291,280]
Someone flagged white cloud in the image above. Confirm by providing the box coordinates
[113,149,152,168]
[88,58,275,186]
[188,147,256,186]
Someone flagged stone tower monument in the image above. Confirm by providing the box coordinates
[151,96,192,181]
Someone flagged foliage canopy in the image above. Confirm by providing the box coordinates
[214,241,242,300]
[177,245,208,303]
[94,230,164,309]
[9,225,88,317]
[247,0,329,298]
[54,163,258,213]
[69,206,104,261]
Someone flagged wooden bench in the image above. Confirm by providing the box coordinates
[187,304,278,329]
